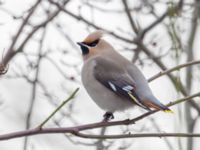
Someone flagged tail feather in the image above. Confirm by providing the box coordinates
[158,103,174,113]
[143,98,174,113]
[164,109,174,113]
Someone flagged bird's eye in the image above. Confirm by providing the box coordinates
[84,40,99,47]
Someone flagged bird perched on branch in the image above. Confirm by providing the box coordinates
[77,30,172,121]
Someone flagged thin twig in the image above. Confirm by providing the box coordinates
[137,42,200,114]
[138,0,183,40]
[38,88,79,128]
[2,0,42,66]
[122,0,138,34]
[148,60,200,82]
[48,0,134,44]
[23,27,46,150]
[73,132,200,139]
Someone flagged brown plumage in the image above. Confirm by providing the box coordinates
[82,30,105,44]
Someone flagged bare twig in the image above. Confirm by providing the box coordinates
[185,1,200,149]
[1,0,71,66]
[48,0,134,44]
[23,27,46,150]
[1,126,200,141]
[148,60,200,82]
[39,88,79,128]
[122,0,139,34]
[137,0,183,40]
[2,0,42,66]
[137,42,200,114]
[73,132,200,139]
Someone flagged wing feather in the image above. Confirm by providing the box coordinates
[93,57,149,110]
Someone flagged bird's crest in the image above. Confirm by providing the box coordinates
[83,30,105,44]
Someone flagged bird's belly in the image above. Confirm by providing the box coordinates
[82,63,133,112]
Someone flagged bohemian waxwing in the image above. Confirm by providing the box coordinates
[77,30,172,121]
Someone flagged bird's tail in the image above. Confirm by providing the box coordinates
[144,96,174,113]
[162,106,174,113]
[148,101,173,113]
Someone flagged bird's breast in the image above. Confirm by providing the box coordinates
[81,58,134,112]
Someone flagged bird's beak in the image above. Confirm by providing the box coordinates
[77,42,85,47]
[76,42,89,55]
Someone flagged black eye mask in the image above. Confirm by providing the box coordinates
[83,40,99,47]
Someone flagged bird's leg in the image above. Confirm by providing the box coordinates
[103,112,114,122]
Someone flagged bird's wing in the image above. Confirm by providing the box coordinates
[93,57,149,110]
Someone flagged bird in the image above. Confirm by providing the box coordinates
[77,30,173,121]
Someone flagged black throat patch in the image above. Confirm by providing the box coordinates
[80,45,89,55]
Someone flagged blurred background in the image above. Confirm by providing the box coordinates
[0,0,200,150]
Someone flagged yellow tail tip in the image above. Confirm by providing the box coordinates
[164,109,174,113]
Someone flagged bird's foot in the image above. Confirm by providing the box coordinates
[103,112,114,122]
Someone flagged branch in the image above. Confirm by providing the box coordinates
[73,132,200,139]
[148,60,200,82]
[1,0,71,66]
[128,91,200,124]
[23,27,46,150]
[0,91,199,141]
[137,42,200,114]
[137,0,183,40]
[39,88,79,128]
[121,0,139,34]
[1,0,42,66]
[48,0,134,44]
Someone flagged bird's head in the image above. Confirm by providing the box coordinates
[77,30,112,59]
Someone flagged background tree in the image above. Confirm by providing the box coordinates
[0,0,200,150]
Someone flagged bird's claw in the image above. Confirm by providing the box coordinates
[103,112,114,122]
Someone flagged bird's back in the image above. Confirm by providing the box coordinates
[99,45,154,100]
